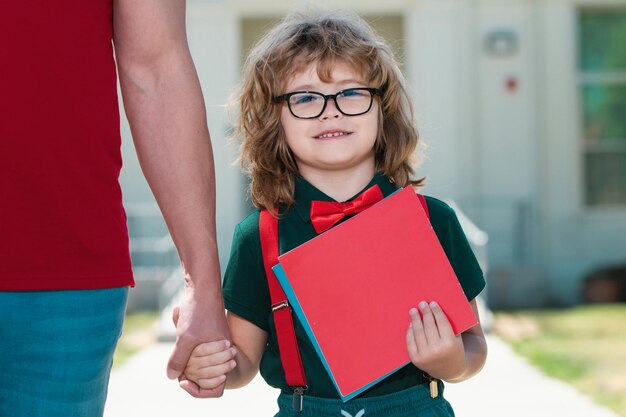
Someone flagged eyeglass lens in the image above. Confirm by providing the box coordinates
[287,89,374,119]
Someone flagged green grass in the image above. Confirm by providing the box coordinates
[494,304,626,417]
[112,311,159,368]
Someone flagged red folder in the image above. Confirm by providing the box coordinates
[272,187,477,401]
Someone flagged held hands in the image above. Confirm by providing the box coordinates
[405,301,467,381]
[184,340,237,390]
[167,289,230,398]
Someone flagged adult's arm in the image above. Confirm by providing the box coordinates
[113,0,229,398]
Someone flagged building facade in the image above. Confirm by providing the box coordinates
[119,0,626,308]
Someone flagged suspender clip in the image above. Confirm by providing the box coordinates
[292,386,307,412]
[272,300,290,312]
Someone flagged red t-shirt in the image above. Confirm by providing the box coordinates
[0,1,134,290]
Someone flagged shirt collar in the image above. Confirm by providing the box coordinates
[292,172,399,224]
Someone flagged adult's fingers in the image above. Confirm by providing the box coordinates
[167,339,194,380]
[194,375,228,390]
[179,378,226,398]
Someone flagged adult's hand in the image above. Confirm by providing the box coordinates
[168,286,230,398]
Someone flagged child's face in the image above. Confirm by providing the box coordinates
[279,61,379,180]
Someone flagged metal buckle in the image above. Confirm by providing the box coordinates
[292,386,307,412]
[271,300,289,312]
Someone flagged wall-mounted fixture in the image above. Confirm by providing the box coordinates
[484,29,519,57]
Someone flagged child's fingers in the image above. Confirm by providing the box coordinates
[406,322,421,362]
[429,301,454,337]
[189,347,236,371]
[191,340,232,357]
[418,301,440,343]
[197,359,237,379]
[186,358,237,383]
[408,307,427,348]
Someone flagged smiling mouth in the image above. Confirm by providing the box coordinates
[315,132,351,139]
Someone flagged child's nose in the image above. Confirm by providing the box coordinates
[319,98,342,120]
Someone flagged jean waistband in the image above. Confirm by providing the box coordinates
[276,381,447,417]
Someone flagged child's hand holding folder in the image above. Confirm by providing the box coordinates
[406,301,466,381]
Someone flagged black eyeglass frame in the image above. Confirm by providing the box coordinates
[272,87,383,119]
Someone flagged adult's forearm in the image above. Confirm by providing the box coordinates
[119,51,221,291]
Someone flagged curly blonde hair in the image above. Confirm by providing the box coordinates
[234,9,424,214]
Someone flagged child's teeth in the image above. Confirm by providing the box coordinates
[320,132,345,138]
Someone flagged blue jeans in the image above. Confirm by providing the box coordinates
[0,287,128,417]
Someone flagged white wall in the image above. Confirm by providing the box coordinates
[187,2,245,272]
[405,1,546,307]
[119,0,626,307]
[406,0,470,199]
[539,0,626,304]
[407,0,626,307]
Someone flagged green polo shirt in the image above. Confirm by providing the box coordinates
[222,173,485,399]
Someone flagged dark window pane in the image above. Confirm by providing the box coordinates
[585,152,626,205]
[582,85,626,141]
[580,10,626,71]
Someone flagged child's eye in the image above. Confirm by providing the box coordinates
[291,93,321,105]
[341,89,367,98]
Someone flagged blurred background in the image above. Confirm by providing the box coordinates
[112,0,626,415]
[119,0,626,312]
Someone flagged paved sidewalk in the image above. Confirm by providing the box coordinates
[104,334,619,417]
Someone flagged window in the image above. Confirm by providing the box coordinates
[579,9,626,206]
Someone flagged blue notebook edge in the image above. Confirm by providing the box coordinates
[272,263,410,402]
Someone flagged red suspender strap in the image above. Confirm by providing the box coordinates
[417,193,429,219]
[258,210,308,395]
[258,193,425,408]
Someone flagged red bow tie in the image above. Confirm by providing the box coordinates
[309,185,384,234]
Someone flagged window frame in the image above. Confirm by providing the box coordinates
[576,6,626,208]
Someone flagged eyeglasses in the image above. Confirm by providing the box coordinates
[273,87,382,119]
